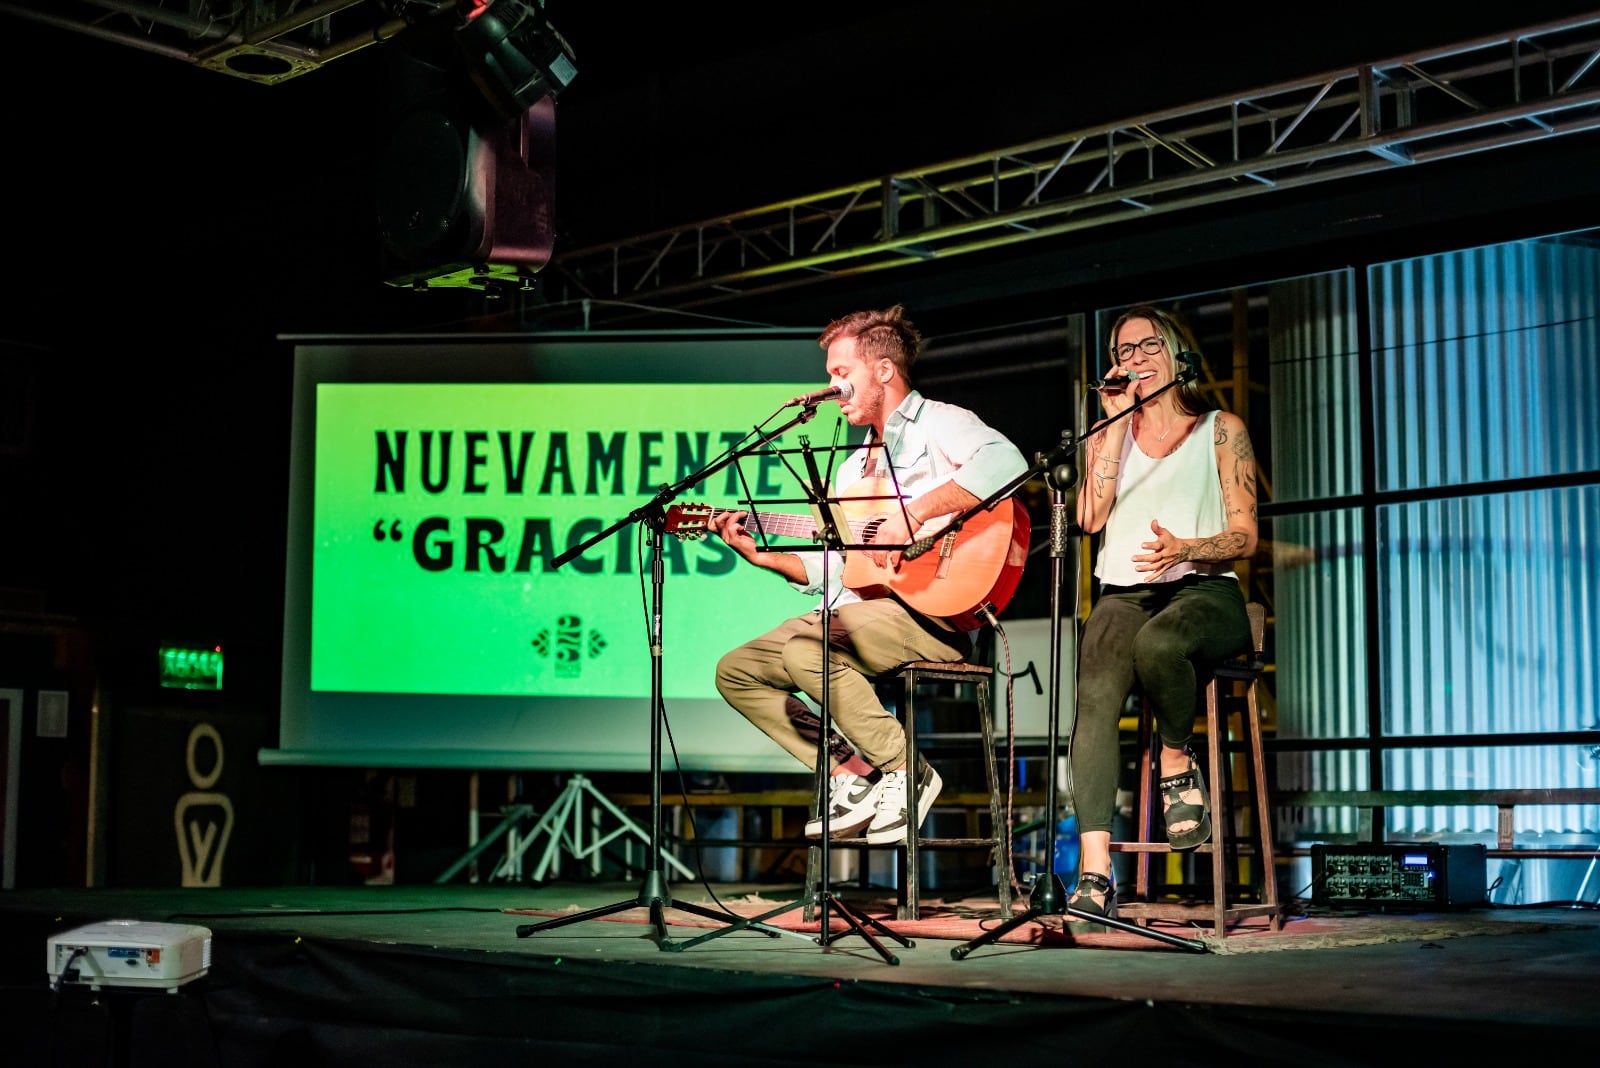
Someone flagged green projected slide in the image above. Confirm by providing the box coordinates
[270,331,857,772]
[311,382,816,698]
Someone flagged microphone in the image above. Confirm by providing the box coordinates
[787,381,854,407]
[1090,354,1203,392]
[1091,371,1147,393]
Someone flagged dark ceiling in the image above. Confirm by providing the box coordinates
[6,1,1600,341]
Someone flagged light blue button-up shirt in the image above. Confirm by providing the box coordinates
[791,390,1027,614]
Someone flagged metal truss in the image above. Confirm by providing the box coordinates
[547,12,1600,317]
[0,0,443,85]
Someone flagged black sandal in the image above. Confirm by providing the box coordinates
[1065,871,1116,932]
[1159,753,1212,851]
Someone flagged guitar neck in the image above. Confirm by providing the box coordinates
[717,508,864,542]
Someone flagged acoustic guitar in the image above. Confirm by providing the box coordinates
[664,479,1030,630]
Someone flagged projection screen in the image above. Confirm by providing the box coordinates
[264,329,863,772]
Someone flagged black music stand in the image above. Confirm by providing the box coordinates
[514,403,829,948]
[939,364,1210,957]
[665,435,915,964]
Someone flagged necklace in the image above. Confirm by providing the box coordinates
[1145,414,1184,442]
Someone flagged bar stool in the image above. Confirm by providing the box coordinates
[1110,601,1281,936]
[804,659,1013,921]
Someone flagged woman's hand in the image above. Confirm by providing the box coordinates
[1095,373,1139,417]
[1134,518,1185,580]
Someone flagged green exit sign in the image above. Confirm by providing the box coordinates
[159,644,224,691]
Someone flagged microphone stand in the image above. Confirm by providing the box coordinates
[945,370,1210,957]
[515,402,826,948]
[667,435,911,963]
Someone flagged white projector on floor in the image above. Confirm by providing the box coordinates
[47,919,213,992]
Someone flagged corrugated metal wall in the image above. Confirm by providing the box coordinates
[1371,241,1600,488]
[1269,272,1369,840]
[1266,237,1600,886]
[1370,238,1600,847]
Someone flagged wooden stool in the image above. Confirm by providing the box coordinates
[805,659,1013,921]
[1110,602,1281,936]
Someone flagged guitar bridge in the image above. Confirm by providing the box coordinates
[934,530,959,579]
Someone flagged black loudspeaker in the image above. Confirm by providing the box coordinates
[376,47,555,294]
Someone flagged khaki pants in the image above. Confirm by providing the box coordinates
[715,599,970,772]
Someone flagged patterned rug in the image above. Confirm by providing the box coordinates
[504,891,1568,955]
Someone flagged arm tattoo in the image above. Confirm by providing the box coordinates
[1217,416,1258,511]
[1180,531,1248,562]
[1205,414,1258,557]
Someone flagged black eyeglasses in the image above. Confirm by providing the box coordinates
[1113,335,1166,362]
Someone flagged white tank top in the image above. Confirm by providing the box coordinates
[1094,409,1236,587]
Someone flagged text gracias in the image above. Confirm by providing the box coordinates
[374,429,822,573]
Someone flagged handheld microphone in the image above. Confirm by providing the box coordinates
[1091,354,1204,392]
[787,381,854,407]
[1091,371,1146,393]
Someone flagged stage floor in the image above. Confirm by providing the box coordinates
[4,879,1598,1066]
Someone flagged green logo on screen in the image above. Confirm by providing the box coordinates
[532,614,608,678]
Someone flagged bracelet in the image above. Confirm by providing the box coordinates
[1094,470,1118,481]
[1096,452,1121,464]
[907,506,923,527]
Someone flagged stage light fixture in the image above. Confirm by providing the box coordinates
[454,0,577,119]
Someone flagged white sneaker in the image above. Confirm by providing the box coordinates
[865,758,943,844]
[804,772,884,839]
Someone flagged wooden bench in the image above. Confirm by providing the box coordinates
[1273,788,1600,858]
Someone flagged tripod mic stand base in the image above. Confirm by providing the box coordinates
[667,887,913,963]
[1057,906,1208,951]
[949,872,1065,959]
[514,868,768,948]
[1025,871,1070,914]
[949,873,1209,958]
[812,891,911,964]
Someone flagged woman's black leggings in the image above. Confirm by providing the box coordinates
[1068,576,1250,835]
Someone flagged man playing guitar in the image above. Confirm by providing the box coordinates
[709,304,1028,845]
